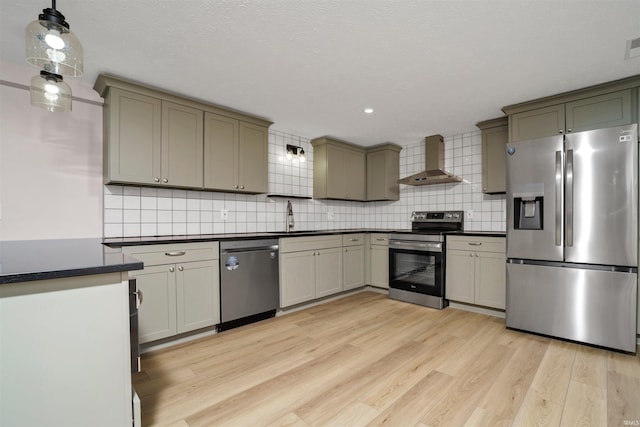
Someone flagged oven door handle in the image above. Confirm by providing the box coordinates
[389,241,442,251]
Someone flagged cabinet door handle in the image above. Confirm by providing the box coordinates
[567,128,572,133]
[169,267,175,272]
[468,242,482,246]
[475,253,479,257]
[240,185,245,190]
[469,253,474,257]
[165,251,186,256]
[134,290,143,308]
[154,177,160,182]
[178,266,184,271]
[559,129,564,134]
[162,178,168,183]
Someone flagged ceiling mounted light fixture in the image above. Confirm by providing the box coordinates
[30,70,72,112]
[364,108,374,114]
[286,144,306,162]
[25,0,83,77]
[26,0,82,112]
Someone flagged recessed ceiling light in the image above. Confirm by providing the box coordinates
[364,108,374,114]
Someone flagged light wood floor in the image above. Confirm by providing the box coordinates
[133,291,640,427]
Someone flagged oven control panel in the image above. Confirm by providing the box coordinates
[411,210,463,222]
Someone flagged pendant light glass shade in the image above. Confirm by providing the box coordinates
[30,71,72,112]
[25,6,83,77]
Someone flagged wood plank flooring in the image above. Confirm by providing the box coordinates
[133,291,640,426]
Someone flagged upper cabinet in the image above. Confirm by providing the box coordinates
[504,75,640,142]
[366,143,401,201]
[311,137,401,202]
[94,75,272,192]
[203,113,268,193]
[476,117,508,194]
[312,137,366,201]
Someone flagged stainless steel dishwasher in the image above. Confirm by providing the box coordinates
[218,238,280,331]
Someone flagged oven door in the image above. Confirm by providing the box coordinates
[389,242,443,297]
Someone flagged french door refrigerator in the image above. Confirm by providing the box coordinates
[505,123,638,353]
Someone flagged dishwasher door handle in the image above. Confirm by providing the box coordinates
[221,245,279,254]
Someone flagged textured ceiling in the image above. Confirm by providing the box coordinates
[1,0,639,146]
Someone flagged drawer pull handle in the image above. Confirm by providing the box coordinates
[468,242,482,246]
[165,251,186,256]
[375,238,386,241]
[349,238,359,242]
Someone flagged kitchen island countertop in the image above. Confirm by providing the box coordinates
[0,238,143,285]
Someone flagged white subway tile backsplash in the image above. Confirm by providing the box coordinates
[103,128,505,237]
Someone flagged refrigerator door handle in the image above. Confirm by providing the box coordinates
[555,150,563,246]
[565,149,574,247]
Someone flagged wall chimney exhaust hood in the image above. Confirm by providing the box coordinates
[399,134,463,185]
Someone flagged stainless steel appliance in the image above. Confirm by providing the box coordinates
[506,124,638,353]
[219,239,280,331]
[389,211,464,309]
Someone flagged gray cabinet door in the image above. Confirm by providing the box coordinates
[445,250,475,304]
[343,245,364,290]
[176,260,219,333]
[565,89,632,133]
[107,88,162,185]
[369,244,389,288]
[509,104,565,141]
[203,112,239,191]
[238,122,269,193]
[325,144,348,199]
[481,124,508,193]
[366,148,400,201]
[345,148,366,200]
[162,101,203,188]
[136,265,177,344]
[315,247,343,297]
[280,250,316,307]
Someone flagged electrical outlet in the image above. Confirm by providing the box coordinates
[220,209,228,220]
[466,210,473,220]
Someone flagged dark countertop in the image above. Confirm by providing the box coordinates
[0,238,143,285]
[103,229,403,247]
[0,229,504,285]
[103,229,505,247]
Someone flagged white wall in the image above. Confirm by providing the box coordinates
[0,61,103,240]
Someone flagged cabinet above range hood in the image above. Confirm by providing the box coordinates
[399,134,463,186]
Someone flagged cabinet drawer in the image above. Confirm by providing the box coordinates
[342,233,365,246]
[447,236,505,253]
[123,242,219,266]
[280,234,342,253]
[369,233,389,245]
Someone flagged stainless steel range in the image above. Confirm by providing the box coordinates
[389,211,463,309]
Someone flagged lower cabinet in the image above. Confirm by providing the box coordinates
[343,234,365,290]
[280,235,343,307]
[123,242,220,344]
[446,236,506,310]
[368,233,389,288]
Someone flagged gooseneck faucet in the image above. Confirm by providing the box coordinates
[286,200,294,232]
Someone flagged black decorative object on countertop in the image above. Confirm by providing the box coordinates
[0,238,143,285]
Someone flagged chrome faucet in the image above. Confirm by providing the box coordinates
[285,200,294,232]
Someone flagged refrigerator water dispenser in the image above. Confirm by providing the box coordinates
[513,193,543,230]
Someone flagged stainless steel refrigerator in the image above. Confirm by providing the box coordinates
[505,123,638,353]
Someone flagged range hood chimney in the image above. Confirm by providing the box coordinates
[399,134,463,186]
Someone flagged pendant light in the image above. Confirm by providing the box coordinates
[26,1,82,112]
[30,70,72,112]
